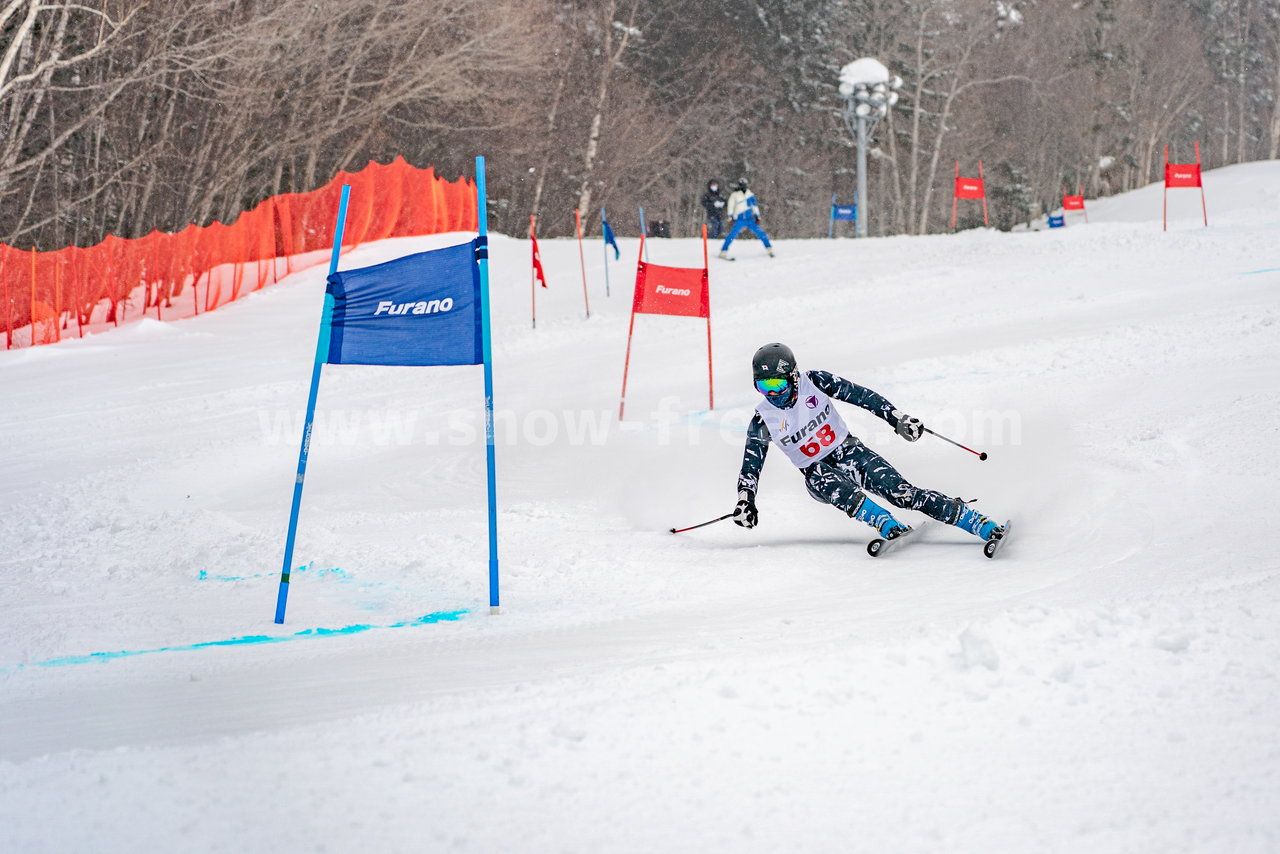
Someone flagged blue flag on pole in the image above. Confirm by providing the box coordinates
[275,157,501,626]
[831,204,857,221]
[602,215,620,261]
[325,241,482,367]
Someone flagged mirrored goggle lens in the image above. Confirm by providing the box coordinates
[755,377,790,394]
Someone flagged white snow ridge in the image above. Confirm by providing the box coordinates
[2,162,1280,853]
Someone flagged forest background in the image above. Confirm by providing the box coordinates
[2,0,1276,247]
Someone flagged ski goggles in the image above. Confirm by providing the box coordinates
[755,377,790,395]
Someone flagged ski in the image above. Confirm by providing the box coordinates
[866,521,932,558]
[982,519,1013,559]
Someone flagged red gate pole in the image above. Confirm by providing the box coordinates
[1081,184,1088,223]
[979,160,989,226]
[619,311,638,421]
[618,235,645,421]
[75,255,84,337]
[574,207,590,319]
[702,224,713,412]
[1163,145,1169,232]
[54,260,62,341]
[29,247,36,347]
[1196,140,1208,227]
[154,245,163,321]
[951,162,959,231]
[529,214,537,329]
[3,247,10,348]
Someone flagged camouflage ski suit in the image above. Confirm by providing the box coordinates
[737,370,964,524]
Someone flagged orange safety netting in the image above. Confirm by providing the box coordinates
[0,157,478,348]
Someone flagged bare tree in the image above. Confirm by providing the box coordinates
[2,0,1274,253]
[572,0,641,219]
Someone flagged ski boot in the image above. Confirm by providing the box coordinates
[857,496,922,557]
[854,496,910,540]
[954,503,1004,541]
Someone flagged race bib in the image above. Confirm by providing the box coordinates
[755,372,851,467]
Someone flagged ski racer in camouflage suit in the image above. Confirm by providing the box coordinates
[732,342,1006,543]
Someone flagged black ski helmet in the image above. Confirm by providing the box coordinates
[752,342,795,382]
[752,342,799,407]
[736,178,749,192]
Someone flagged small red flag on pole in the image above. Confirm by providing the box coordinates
[530,214,548,329]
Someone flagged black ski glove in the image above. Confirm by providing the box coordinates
[894,412,923,442]
[733,491,758,528]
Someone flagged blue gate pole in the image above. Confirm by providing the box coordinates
[829,193,836,239]
[274,185,350,624]
[475,156,502,614]
[638,206,650,261]
[600,206,611,298]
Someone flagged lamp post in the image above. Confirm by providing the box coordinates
[838,58,902,238]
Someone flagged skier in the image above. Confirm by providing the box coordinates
[732,342,1006,548]
[701,179,727,240]
[718,178,774,259]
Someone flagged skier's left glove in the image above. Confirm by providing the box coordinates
[733,491,758,528]
[894,412,923,442]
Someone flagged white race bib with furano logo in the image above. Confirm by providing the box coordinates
[755,372,851,467]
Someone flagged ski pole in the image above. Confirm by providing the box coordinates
[670,512,734,534]
[924,426,988,460]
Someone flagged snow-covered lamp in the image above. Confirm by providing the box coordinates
[838,57,902,238]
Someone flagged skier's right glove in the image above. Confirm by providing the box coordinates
[733,491,758,528]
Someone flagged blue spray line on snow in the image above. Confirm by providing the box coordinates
[1241,267,1280,275]
[198,564,468,612]
[2,609,468,673]
[200,564,351,584]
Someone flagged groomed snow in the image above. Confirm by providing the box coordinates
[2,162,1279,853]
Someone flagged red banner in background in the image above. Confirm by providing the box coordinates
[1,156,478,349]
[952,161,990,229]
[1062,184,1088,223]
[1164,164,1203,188]
[1163,142,1208,230]
[954,177,986,200]
[618,231,714,421]
[633,261,709,318]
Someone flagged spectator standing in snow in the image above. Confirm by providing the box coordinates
[718,178,774,259]
[701,179,726,239]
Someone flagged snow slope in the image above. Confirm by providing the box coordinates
[2,162,1279,853]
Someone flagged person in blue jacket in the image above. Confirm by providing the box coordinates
[718,178,774,259]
